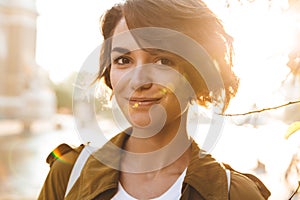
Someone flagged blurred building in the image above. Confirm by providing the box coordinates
[0,0,56,131]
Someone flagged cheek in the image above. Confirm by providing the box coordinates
[170,75,194,100]
[109,69,132,107]
[168,92,188,112]
[109,69,117,89]
[109,69,126,91]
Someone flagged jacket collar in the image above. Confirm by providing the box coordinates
[183,142,228,200]
[73,131,227,200]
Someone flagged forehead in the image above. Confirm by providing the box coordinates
[111,18,187,58]
[113,18,128,35]
[111,18,140,51]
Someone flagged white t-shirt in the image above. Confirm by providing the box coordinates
[112,169,187,200]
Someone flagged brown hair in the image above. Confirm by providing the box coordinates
[98,0,239,111]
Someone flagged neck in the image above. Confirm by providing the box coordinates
[128,111,189,153]
[120,111,192,173]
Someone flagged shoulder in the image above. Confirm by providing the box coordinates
[187,143,270,200]
[229,170,270,200]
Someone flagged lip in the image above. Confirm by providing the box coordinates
[127,97,162,107]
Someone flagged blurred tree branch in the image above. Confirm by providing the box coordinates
[223,100,300,116]
[288,181,300,200]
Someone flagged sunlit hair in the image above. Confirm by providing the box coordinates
[97,0,239,112]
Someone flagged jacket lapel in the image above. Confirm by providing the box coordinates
[66,132,130,200]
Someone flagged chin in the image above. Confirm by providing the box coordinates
[129,113,166,133]
[129,116,152,128]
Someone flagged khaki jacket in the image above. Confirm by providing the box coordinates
[38,131,270,200]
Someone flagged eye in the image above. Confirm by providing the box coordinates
[155,58,174,66]
[113,56,131,65]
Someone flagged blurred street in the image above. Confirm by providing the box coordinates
[0,115,81,200]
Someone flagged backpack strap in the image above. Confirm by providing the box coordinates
[225,169,231,192]
[64,144,97,197]
[46,143,74,166]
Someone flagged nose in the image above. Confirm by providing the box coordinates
[130,64,153,91]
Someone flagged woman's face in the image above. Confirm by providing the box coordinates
[109,18,193,129]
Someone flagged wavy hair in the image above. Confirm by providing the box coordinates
[97,0,239,112]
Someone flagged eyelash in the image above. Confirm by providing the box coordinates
[155,58,175,66]
[112,56,176,68]
[113,56,131,65]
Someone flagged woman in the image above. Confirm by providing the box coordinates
[38,0,270,199]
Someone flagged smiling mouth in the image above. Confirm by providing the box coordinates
[128,97,162,108]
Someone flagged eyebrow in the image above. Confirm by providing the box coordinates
[111,47,131,54]
[111,47,174,57]
[145,48,169,55]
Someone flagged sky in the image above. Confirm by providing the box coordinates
[35,0,299,113]
[35,0,121,83]
[206,0,298,113]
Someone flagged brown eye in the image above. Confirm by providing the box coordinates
[114,56,131,65]
[155,58,174,66]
